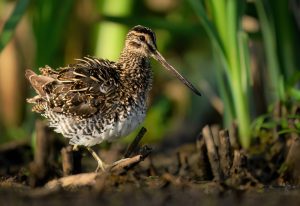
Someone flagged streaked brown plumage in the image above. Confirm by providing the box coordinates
[26,25,201,171]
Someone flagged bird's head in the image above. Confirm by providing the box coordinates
[125,25,157,57]
[126,25,201,96]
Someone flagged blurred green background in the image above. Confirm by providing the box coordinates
[0,0,299,148]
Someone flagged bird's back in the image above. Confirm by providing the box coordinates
[26,57,120,117]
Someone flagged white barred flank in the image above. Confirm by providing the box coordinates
[45,105,146,147]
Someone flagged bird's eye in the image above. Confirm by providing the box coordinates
[139,36,145,41]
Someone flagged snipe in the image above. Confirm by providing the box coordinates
[26,25,201,172]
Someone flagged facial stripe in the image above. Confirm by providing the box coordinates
[130,26,157,48]
[129,41,141,48]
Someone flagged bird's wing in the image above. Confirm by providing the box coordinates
[27,56,121,118]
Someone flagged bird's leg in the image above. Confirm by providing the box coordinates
[86,147,107,172]
[72,145,79,151]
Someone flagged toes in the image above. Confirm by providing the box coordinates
[95,166,100,173]
[95,162,108,172]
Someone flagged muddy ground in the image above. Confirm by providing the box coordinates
[1,117,300,205]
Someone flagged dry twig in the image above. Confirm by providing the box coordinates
[202,125,222,181]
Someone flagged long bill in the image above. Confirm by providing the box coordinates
[152,51,201,96]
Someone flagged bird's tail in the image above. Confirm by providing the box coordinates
[25,69,54,97]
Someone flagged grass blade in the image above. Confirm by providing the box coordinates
[0,0,29,52]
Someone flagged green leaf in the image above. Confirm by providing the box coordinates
[0,0,29,52]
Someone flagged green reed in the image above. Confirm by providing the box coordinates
[189,0,252,147]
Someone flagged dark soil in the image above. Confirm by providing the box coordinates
[1,110,300,205]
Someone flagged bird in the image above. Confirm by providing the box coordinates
[25,25,201,172]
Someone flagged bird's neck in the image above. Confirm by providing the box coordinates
[117,49,153,101]
[118,48,149,66]
[118,49,152,77]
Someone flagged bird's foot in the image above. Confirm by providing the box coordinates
[95,160,108,173]
[86,147,108,173]
[94,159,131,172]
[86,147,145,173]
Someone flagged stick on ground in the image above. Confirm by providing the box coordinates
[124,127,147,158]
[202,125,223,181]
[61,146,74,176]
[219,129,233,178]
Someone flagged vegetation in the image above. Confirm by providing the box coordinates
[189,0,252,147]
[2,1,300,203]
[0,0,299,149]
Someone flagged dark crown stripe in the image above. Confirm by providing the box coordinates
[131,25,152,34]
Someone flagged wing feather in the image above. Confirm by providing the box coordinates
[26,56,121,118]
